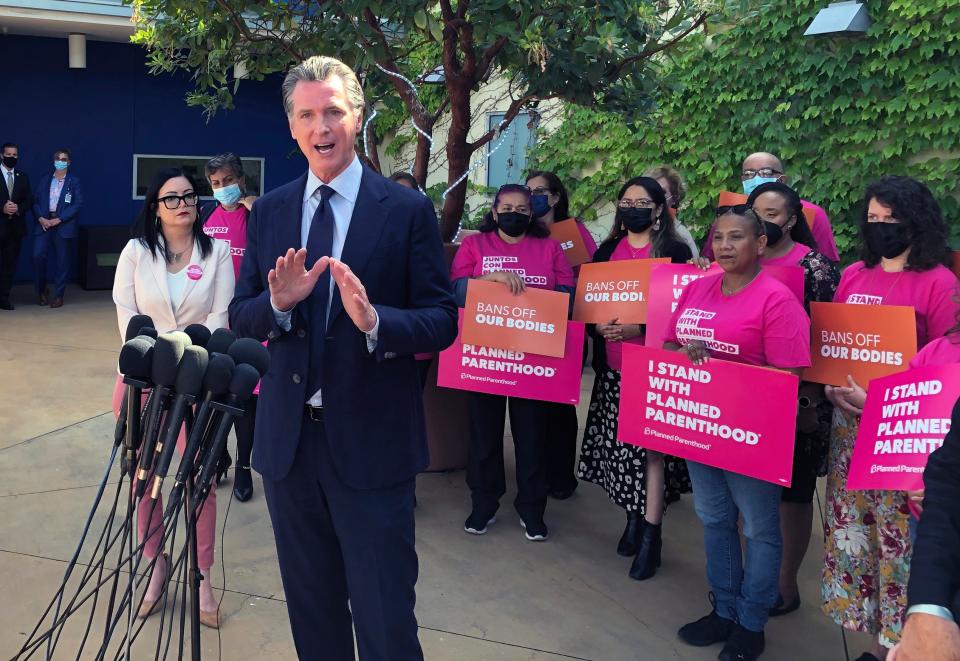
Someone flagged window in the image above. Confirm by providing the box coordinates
[486,112,536,189]
[133,155,264,199]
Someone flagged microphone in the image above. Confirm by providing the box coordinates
[124,314,154,342]
[207,328,237,356]
[138,326,158,339]
[114,315,155,445]
[227,338,271,378]
[150,345,209,500]
[164,353,235,518]
[116,337,155,476]
[183,324,211,349]
[135,333,190,498]
[191,363,260,511]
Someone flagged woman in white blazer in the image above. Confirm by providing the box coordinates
[112,167,234,628]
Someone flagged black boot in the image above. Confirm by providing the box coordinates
[233,466,253,502]
[629,521,662,580]
[617,511,643,557]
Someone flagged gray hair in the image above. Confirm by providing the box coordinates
[204,152,245,180]
[282,56,365,115]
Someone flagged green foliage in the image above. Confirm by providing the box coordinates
[530,0,960,259]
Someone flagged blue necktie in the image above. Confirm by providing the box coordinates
[305,185,335,330]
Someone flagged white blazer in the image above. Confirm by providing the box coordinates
[112,237,235,342]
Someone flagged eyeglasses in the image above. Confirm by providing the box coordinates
[618,198,656,209]
[716,203,752,216]
[741,168,783,180]
[866,215,900,224]
[158,193,199,209]
[530,186,553,196]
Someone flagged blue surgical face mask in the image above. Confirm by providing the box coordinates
[742,175,778,196]
[213,183,242,206]
[531,194,552,219]
[54,160,69,171]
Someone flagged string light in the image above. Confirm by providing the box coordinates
[362,108,379,160]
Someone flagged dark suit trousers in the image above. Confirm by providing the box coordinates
[262,414,422,661]
[33,229,74,298]
[543,402,579,494]
[467,393,549,521]
[0,219,22,302]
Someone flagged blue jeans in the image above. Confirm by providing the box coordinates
[32,229,74,298]
[686,461,783,632]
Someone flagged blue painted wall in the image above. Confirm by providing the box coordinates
[0,34,306,282]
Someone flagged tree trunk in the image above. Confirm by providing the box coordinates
[413,132,431,192]
[440,76,473,242]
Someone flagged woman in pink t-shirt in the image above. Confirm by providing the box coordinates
[577,176,692,582]
[201,153,259,504]
[450,184,575,541]
[748,181,841,616]
[821,176,960,657]
[665,206,811,661]
[524,170,598,504]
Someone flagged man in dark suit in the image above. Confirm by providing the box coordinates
[229,55,457,660]
[0,142,33,310]
[889,395,960,660]
[32,148,84,307]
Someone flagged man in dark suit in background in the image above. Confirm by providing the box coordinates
[0,142,32,310]
[889,396,960,660]
[229,55,457,660]
[33,148,84,308]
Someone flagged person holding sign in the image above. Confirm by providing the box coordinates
[450,183,575,541]
[577,176,692,581]
[747,181,841,616]
[526,170,597,501]
[664,206,811,661]
[821,176,960,658]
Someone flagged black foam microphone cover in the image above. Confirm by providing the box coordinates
[174,345,209,396]
[124,314,155,342]
[183,324,212,348]
[152,333,189,387]
[228,363,261,402]
[138,327,158,339]
[227,338,271,377]
[207,328,237,355]
[203,354,235,395]
[118,337,155,381]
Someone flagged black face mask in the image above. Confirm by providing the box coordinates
[1,156,16,169]
[617,207,654,234]
[763,220,784,247]
[864,222,910,259]
[496,211,531,238]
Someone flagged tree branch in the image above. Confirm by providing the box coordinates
[612,11,710,78]
[214,0,304,61]
[474,36,508,86]
[468,93,549,153]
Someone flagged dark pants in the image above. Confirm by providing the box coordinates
[543,402,579,494]
[233,394,258,469]
[0,221,23,303]
[33,229,74,298]
[467,392,548,522]
[262,415,422,661]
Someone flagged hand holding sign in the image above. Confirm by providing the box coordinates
[482,270,526,294]
[463,279,569,357]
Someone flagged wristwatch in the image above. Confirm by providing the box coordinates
[799,396,815,409]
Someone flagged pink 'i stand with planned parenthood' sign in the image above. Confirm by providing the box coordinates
[618,345,801,486]
[437,309,586,405]
[846,364,960,490]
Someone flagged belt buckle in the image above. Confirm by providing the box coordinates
[305,405,324,422]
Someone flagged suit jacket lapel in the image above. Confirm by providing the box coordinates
[276,173,308,256]
[173,239,206,316]
[327,167,388,327]
[147,245,174,314]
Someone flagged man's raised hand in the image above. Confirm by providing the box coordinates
[268,248,329,312]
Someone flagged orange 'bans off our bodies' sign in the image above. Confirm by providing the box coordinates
[549,219,591,267]
[572,259,669,324]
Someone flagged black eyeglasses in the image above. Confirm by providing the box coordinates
[715,203,752,216]
[741,168,783,180]
[158,193,199,209]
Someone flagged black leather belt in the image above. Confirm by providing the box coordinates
[304,404,324,422]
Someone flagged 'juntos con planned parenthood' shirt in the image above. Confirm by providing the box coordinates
[451,230,574,291]
[665,271,811,369]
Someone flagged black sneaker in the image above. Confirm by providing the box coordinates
[464,510,496,535]
[678,610,735,647]
[520,517,549,541]
[718,624,765,661]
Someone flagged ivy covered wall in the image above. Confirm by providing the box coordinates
[530,0,960,258]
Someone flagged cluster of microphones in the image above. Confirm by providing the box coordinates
[115,315,269,517]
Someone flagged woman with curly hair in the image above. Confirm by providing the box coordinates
[821,176,960,660]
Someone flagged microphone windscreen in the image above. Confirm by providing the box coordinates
[203,353,235,395]
[124,314,155,342]
[175,345,209,395]
[152,333,189,386]
[228,363,261,402]
[208,328,237,355]
[183,324,211,348]
[227,338,271,377]
[118,337,155,381]
[169,330,192,347]
[138,327,158,339]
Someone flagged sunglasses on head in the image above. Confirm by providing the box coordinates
[715,203,752,217]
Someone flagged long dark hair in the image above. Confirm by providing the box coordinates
[747,181,818,251]
[477,184,550,238]
[860,176,949,271]
[525,169,571,220]
[132,167,213,263]
[602,176,680,256]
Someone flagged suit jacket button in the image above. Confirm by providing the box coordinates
[268,330,279,340]
[292,373,301,384]
[385,351,397,359]
[296,329,306,338]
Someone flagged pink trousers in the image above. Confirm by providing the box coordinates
[112,376,217,569]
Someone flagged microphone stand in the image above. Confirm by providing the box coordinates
[180,406,202,661]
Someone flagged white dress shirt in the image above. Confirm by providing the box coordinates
[272,156,379,406]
